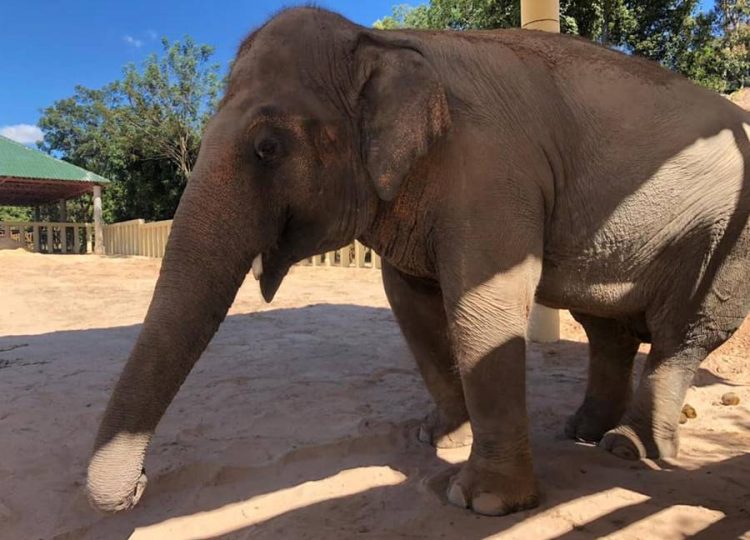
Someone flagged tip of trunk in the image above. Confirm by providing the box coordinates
[86,432,150,513]
[87,470,148,513]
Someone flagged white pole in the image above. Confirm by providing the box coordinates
[521,0,560,32]
[522,0,561,343]
[93,185,104,255]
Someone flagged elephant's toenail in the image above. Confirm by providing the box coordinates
[447,483,468,508]
[472,492,507,516]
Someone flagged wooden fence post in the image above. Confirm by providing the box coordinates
[73,225,81,254]
[62,225,69,254]
[33,225,41,252]
[354,242,365,268]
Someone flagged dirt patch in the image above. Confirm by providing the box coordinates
[0,252,748,539]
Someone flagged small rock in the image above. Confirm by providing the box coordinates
[721,392,740,406]
[679,412,688,424]
[681,404,697,419]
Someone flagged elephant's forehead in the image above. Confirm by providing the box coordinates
[224,10,357,120]
[227,49,350,122]
[233,40,306,88]
[224,74,335,125]
[236,12,349,75]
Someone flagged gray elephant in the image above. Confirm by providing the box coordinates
[86,7,750,516]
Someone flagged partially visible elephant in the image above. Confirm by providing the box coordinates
[87,7,750,517]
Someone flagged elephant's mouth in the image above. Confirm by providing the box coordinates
[256,249,292,303]
[253,213,295,303]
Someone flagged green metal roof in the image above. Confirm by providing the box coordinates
[0,135,110,184]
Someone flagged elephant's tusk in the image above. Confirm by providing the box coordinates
[252,254,263,280]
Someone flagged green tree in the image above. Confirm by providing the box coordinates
[717,0,750,31]
[118,37,221,182]
[714,0,750,91]
[621,1,700,65]
[0,206,31,221]
[674,1,750,92]
[375,0,519,30]
[37,36,222,223]
[374,4,431,28]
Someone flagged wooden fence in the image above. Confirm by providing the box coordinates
[0,221,95,253]
[102,219,172,258]
[101,218,382,269]
[302,242,382,269]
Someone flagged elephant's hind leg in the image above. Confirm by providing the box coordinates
[602,242,750,460]
[600,344,704,459]
[565,312,640,443]
[382,262,472,448]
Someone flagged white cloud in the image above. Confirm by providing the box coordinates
[0,124,43,144]
[124,35,143,48]
[147,29,157,40]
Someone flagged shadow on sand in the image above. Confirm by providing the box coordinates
[2,304,748,539]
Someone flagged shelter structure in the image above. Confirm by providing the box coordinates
[0,135,109,253]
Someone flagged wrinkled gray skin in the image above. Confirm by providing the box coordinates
[87,7,750,516]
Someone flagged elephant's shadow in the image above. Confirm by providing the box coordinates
[21,304,742,539]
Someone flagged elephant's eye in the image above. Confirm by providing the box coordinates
[255,137,280,164]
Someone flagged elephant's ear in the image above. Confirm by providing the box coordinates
[357,36,451,201]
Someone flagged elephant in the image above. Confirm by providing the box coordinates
[86,7,750,517]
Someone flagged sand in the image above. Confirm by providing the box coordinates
[0,251,748,540]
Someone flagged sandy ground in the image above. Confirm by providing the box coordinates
[1,250,749,540]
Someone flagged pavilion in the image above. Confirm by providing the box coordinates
[0,134,109,254]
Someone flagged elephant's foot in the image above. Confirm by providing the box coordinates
[600,423,679,460]
[446,457,539,516]
[418,408,472,449]
[565,398,626,443]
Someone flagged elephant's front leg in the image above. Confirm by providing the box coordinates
[441,266,541,516]
[382,261,471,448]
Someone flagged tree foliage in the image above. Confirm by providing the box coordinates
[375,1,750,93]
[0,206,31,222]
[709,0,750,91]
[119,38,220,182]
[36,36,221,223]
[374,4,433,28]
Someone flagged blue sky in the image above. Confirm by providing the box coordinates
[0,0,716,144]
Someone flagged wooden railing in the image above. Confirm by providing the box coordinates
[0,221,95,254]
[102,218,382,269]
[300,242,382,269]
[102,219,172,257]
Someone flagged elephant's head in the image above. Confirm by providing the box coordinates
[86,7,450,513]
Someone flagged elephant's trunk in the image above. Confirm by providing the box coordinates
[87,171,257,512]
